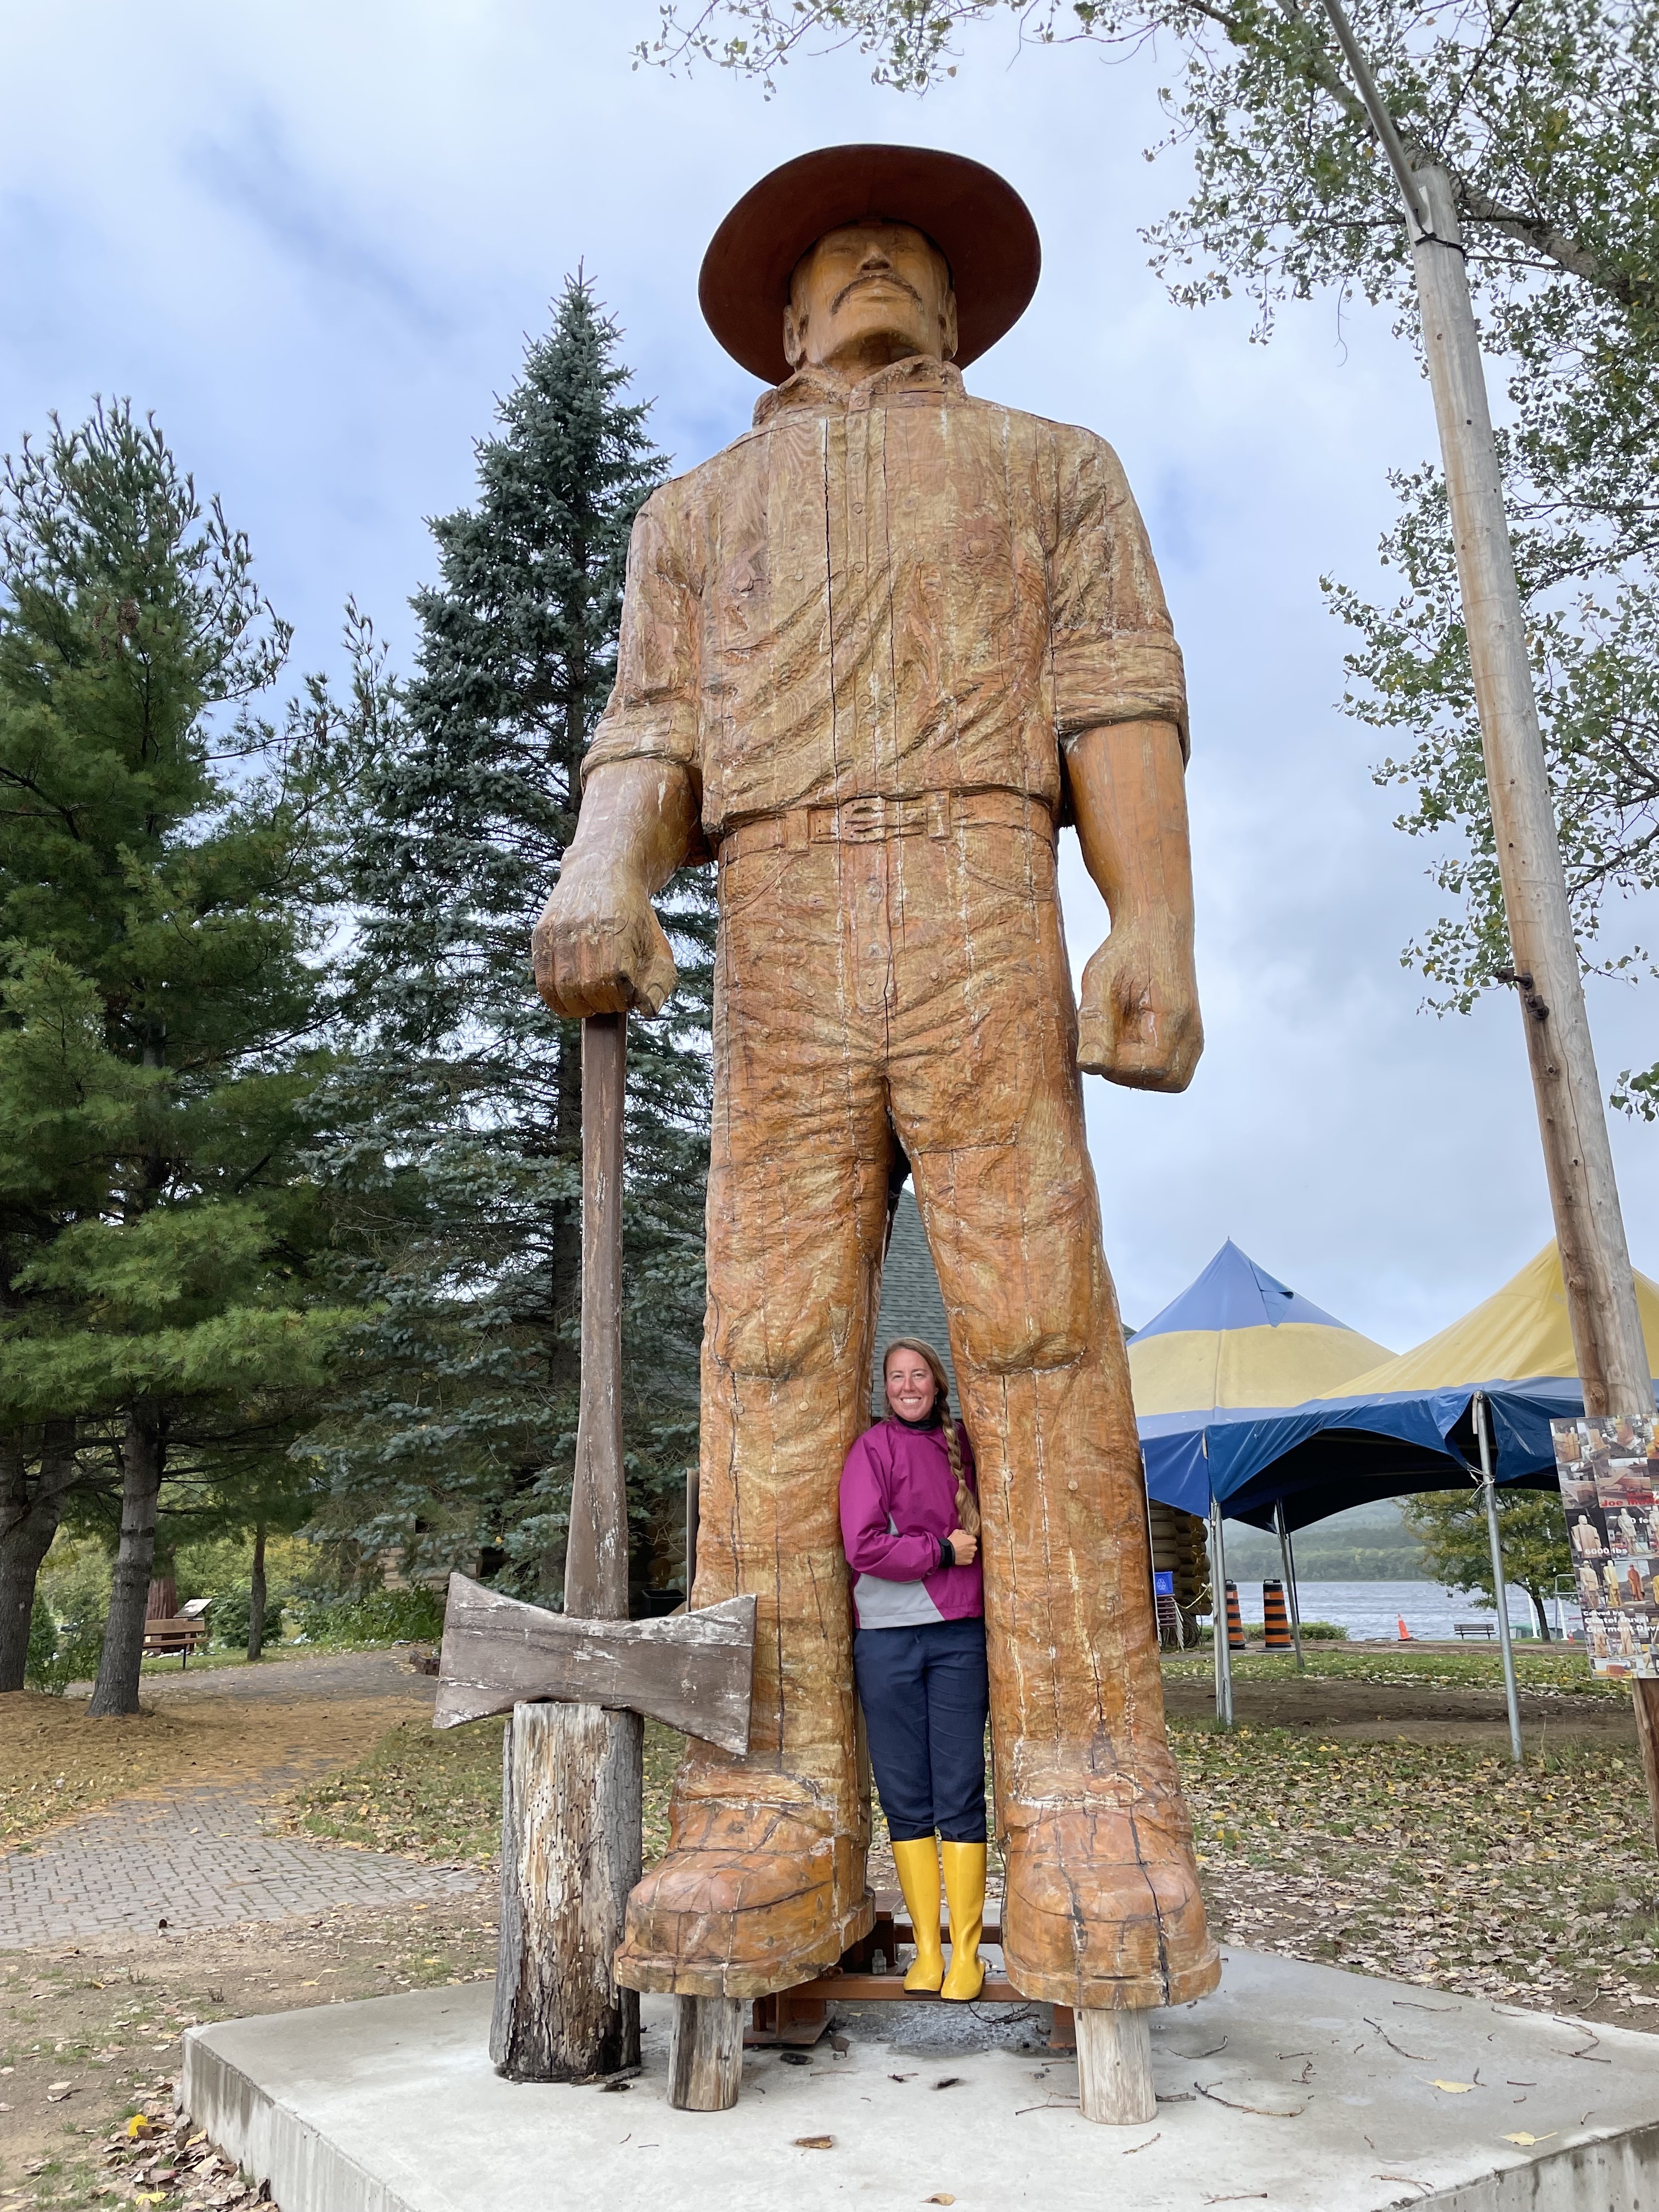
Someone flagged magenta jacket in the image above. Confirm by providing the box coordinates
[839,1417,984,1631]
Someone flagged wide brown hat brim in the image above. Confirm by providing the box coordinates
[700,144,1041,386]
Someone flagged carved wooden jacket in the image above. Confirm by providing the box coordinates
[582,354,1188,845]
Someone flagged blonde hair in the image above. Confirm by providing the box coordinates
[882,1338,979,1539]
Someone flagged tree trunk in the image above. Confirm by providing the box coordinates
[490,1700,642,2079]
[1525,1582,1553,1641]
[87,1405,164,1718]
[247,1519,267,1662]
[0,1423,79,1693]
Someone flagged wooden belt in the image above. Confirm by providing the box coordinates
[718,789,1055,863]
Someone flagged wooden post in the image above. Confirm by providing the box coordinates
[490,1013,642,2080]
[669,1995,746,2111]
[492,1700,642,2079]
[1404,164,1652,1420]
[1410,160,1659,1809]
[1318,0,1658,1830]
[1075,2008,1155,2125]
[685,1458,700,1606]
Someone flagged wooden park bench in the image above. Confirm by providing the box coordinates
[142,1616,210,1667]
[1453,1621,1498,1640]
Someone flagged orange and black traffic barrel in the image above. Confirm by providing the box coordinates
[1262,1578,1294,1650]
[1224,1580,1246,1650]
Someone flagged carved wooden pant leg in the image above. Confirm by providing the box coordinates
[896,831,1218,2014]
[615,890,887,1997]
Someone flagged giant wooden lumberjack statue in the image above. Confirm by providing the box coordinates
[533,143,1220,2099]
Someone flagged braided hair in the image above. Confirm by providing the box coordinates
[882,1337,979,1539]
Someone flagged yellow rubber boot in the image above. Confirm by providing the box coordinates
[940,1841,987,2001]
[891,1837,945,1992]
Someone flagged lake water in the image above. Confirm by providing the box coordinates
[1216,1577,1562,1642]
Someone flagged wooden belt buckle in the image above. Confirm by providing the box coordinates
[838,795,891,842]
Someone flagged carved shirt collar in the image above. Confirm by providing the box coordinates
[752,355,966,427]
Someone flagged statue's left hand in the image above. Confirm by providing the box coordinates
[1076,917,1203,1091]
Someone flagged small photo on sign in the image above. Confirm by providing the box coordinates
[1553,1416,1659,1680]
[1555,1427,1604,1511]
[1567,1505,1610,1560]
[1601,1456,1657,1514]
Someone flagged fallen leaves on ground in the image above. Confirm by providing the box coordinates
[282,1717,684,1866]
[1,1686,433,1851]
[1172,1723,1659,2017]
[95,2084,268,2208]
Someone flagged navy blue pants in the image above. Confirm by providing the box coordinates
[854,1617,989,1843]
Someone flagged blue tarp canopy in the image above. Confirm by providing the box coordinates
[1128,1241,1396,1523]
[1133,1244,1659,1531]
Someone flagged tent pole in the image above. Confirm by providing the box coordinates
[1209,1499,1234,1728]
[1475,1390,1524,1764]
[1274,1501,1306,1673]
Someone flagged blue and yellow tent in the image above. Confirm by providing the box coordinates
[1149,1244,1659,1530]
[1129,1241,1393,1520]
[1212,1244,1659,1528]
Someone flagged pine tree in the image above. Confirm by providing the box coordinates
[0,402,352,1709]
[309,278,713,1599]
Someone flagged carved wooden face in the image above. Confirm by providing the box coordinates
[784,221,958,376]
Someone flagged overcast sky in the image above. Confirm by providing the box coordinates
[3,0,1652,1352]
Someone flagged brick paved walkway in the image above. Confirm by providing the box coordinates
[121,1648,437,1706]
[0,1773,481,1947]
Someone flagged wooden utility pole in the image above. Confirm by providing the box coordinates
[1318,0,1659,1791]
[491,1013,642,2080]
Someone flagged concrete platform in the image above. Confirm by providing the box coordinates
[180,1948,1659,2211]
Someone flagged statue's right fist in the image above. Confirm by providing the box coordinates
[532,861,679,1020]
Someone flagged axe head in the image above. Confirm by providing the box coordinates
[434,1573,757,1755]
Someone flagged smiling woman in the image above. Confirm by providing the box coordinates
[839,1338,989,2002]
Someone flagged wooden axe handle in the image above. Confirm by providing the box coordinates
[565,1012,628,1621]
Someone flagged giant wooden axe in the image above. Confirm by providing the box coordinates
[433,1013,756,1747]
[438,1013,755,2084]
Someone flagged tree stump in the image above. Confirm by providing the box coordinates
[668,1995,745,2111]
[1075,2007,1156,2125]
[490,1700,642,2080]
